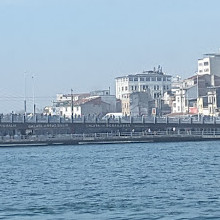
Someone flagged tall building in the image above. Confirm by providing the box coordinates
[115,68,172,115]
[115,69,172,100]
[198,53,220,77]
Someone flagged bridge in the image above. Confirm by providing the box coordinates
[1,130,220,147]
[0,114,220,137]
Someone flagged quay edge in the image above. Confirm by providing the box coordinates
[1,132,220,147]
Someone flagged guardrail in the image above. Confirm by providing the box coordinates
[1,114,220,125]
[1,130,220,144]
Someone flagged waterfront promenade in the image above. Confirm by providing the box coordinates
[1,130,220,147]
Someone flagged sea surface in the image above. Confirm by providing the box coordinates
[0,141,220,220]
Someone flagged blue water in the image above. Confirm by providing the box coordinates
[0,141,220,220]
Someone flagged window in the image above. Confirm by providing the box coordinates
[163,85,166,90]
[129,78,133,81]
[125,86,128,91]
[204,68,209,72]
[157,77,162,81]
[134,78,138,81]
[146,77,150,81]
[131,86,134,91]
[143,85,148,90]
[122,87,124,91]
[154,85,159,90]
[151,77,156,81]
[140,77,144,81]
[134,86,137,90]
[204,61,209,66]
[199,62,203,66]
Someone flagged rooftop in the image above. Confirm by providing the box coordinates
[115,70,172,79]
[204,53,220,57]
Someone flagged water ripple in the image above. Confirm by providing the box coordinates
[0,141,220,219]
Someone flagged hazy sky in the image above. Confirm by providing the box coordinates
[0,0,220,113]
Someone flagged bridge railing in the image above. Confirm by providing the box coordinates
[1,114,220,125]
[1,130,220,144]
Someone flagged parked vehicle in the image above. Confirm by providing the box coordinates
[102,113,123,119]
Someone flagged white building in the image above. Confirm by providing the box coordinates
[44,90,117,117]
[198,53,220,76]
[115,69,172,100]
[115,68,172,116]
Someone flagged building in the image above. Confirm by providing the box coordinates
[115,67,172,115]
[48,93,90,117]
[171,74,220,115]
[198,53,220,77]
[73,96,110,117]
[44,90,116,117]
[129,91,154,116]
[198,87,220,117]
[116,68,172,100]
[90,89,117,112]
[56,93,90,103]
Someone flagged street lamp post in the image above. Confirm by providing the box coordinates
[24,73,27,116]
[71,89,74,120]
[32,75,36,116]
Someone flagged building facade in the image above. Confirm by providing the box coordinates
[198,53,220,77]
[115,69,172,115]
[44,90,116,118]
[116,69,172,100]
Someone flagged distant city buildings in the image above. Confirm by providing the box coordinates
[44,89,118,118]
[170,52,220,116]
[44,50,220,118]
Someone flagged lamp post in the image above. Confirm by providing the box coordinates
[197,74,200,121]
[71,89,73,118]
[24,73,27,116]
[32,75,36,116]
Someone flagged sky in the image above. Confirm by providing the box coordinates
[0,0,220,113]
